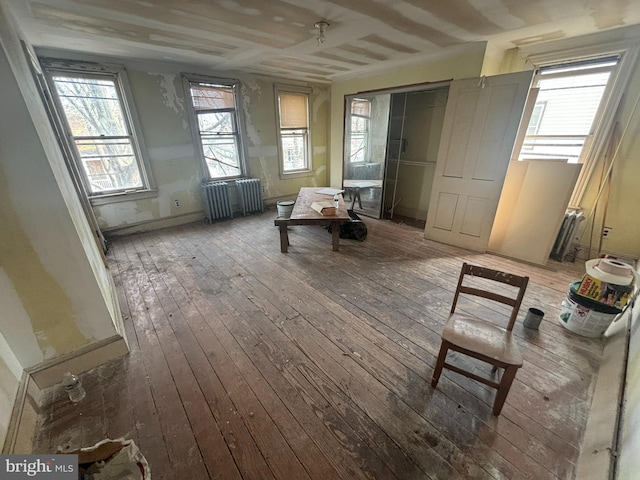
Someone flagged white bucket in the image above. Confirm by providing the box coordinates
[558,295,619,338]
[277,200,295,218]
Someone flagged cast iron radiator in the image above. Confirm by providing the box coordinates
[550,210,584,260]
[236,178,264,216]
[202,181,233,222]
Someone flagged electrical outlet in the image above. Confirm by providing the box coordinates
[603,227,612,237]
[174,199,180,208]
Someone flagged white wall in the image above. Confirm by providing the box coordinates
[616,268,640,479]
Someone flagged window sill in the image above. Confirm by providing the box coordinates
[89,189,158,206]
[280,170,315,180]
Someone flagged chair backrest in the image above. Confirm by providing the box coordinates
[450,262,529,331]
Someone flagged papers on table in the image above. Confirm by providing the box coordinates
[316,187,344,196]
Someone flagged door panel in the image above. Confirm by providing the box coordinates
[425,71,533,251]
[433,192,458,230]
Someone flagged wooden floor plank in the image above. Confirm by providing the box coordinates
[30,211,602,480]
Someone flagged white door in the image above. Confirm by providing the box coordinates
[424,71,533,251]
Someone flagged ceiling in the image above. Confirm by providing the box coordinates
[6,0,640,83]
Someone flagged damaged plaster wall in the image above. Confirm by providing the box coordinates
[35,50,331,232]
[0,5,125,374]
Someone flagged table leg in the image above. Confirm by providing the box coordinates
[278,224,289,253]
[331,222,340,251]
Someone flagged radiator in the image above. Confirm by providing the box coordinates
[202,181,233,222]
[550,211,584,261]
[236,178,264,216]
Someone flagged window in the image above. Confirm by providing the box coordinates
[348,99,371,163]
[43,61,153,197]
[185,77,246,180]
[276,86,311,174]
[518,56,619,163]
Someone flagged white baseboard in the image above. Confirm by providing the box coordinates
[1,371,30,454]
[575,322,628,478]
[103,211,204,237]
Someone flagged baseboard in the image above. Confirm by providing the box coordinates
[575,321,628,479]
[27,335,129,389]
[2,371,30,454]
[103,211,204,237]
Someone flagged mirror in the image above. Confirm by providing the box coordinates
[343,86,449,225]
[343,94,390,218]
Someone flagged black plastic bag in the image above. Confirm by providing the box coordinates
[328,210,367,241]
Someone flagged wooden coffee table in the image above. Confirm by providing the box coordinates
[274,187,351,253]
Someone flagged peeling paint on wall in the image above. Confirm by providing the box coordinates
[241,79,263,147]
[150,72,187,124]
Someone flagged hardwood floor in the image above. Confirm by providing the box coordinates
[33,210,603,479]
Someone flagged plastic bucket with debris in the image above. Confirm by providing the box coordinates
[559,281,621,338]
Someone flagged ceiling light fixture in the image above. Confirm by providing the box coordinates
[314,21,329,45]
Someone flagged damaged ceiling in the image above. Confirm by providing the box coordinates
[5,0,640,83]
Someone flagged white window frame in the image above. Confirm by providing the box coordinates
[525,41,639,207]
[275,84,312,178]
[183,74,248,181]
[41,58,155,205]
[346,98,372,164]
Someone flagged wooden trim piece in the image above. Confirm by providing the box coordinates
[27,335,128,389]
[575,324,628,478]
[1,370,29,454]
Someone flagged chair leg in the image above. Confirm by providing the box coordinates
[492,365,518,415]
[431,342,448,388]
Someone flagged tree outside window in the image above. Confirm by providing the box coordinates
[49,72,147,195]
[187,80,244,180]
[348,99,371,163]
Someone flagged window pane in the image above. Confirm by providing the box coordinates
[535,72,610,137]
[351,99,370,116]
[519,66,614,162]
[281,132,307,171]
[197,111,236,134]
[191,84,235,110]
[279,93,308,128]
[202,135,241,178]
[53,76,128,137]
[350,134,367,163]
[75,137,142,193]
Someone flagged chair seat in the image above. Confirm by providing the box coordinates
[442,313,523,366]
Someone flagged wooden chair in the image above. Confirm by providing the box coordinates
[431,262,529,415]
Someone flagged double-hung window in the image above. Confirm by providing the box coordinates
[518,56,620,163]
[516,41,639,206]
[43,60,152,198]
[185,77,245,180]
[347,98,371,163]
[276,86,312,175]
